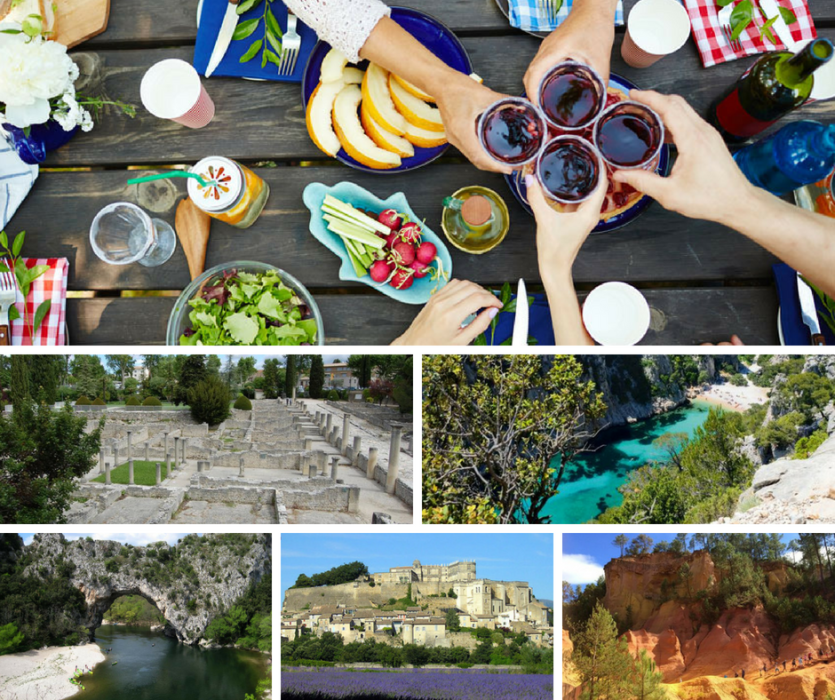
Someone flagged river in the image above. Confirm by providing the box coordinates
[76,624,267,700]
[539,400,715,523]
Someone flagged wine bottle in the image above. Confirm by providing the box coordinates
[733,120,835,195]
[710,39,834,144]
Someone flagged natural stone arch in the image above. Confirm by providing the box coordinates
[25,533,271,645]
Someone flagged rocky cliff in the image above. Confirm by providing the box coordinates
[23,533,271,645]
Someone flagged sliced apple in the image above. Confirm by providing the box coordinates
[333,84,401,170]
[361,103,415,159]
[389,75,445,133]
[306,79,345,157]
[320,48,349,83]
[392,74,434,102]
[361,63,407,136]
[404,122,448,149]
[342,67,364,85]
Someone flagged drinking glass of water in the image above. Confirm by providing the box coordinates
[89,202,177,267]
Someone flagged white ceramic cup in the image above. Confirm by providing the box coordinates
[622,0,691,68]
[140,58,215,128]
[582,282,651,345]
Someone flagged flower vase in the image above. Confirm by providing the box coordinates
[3,120,80,165]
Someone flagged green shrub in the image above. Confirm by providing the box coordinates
[729,374,747,387]
[241,385,256,400]
[75,396,91,406]
[234,395,253,411]
[142,396,162,407]
[188,376,231,426]
[794,429,828,460]
[125,396,141,406]
[327,390,340,401]
[92,397,106,406]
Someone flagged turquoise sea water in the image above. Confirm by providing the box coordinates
[76,624,266,700]
[539,400,714,524]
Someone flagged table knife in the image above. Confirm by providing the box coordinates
[797,271,826,345]
[512,278,529,347]
[759,0,797,50]
[205,0,240,78]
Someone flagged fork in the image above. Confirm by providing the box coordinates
[718,3,742,53]
[278,10,301,77]
[0,271,17,346]
[537,0,558,25]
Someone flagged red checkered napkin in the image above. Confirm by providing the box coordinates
[684,0,817,68]
[9,258,69,345]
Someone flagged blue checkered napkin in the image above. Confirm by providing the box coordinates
[0,130,38,230]
[508,0,624,32]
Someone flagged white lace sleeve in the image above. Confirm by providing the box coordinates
[283,0,391,63]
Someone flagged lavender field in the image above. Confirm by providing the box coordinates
[281,667,554,700]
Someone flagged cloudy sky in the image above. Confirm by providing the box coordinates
[20,533,197,547]
[563,533,802,587]
[282,533,554,602]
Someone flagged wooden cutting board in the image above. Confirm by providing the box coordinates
[53,0,111,48]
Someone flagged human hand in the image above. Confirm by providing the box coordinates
[523,0,617,102]
[435,73,514,174]
[526,170,606,278]
[391,279,503,345]
[612,90,756,226]
[700,335,745,346]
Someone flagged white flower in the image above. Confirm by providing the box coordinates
[0,34,78,128]
[80,109,93,132]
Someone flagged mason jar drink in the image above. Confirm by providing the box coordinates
[187,156,270,229]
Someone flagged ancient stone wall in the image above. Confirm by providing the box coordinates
[283,581,410,611]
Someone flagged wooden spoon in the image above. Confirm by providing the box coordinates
[175,197,212,280]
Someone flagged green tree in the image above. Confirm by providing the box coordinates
[0,623,24,654]
[206,355,222,376]
[9,356,29,407]
[70,356,105,399]
[285,356,296,397]
[236,357,257,386]
[626,535,654,557]
[613,535,628,558]
[423,355,606,524]
[187,376,231,426]
[105,355,135,388]
[445,608,461,632]
[392,355,413,414]
[309,355,325,399]
[574,602,632,700]
[262,359,283,399]
[348,355,382,388]
[627,650,665,700]
[177,355,207,404]
[28,356,60,405]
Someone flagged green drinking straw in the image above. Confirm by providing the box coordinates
[127,171,213,187]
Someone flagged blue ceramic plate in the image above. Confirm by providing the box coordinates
[504,74,672,234]
[302,181,453,304]
[301,7,472,174]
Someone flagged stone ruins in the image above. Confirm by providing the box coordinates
[67,398,413,524]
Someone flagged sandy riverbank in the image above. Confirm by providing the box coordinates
[0,643,105,700]
[694,381,769,412]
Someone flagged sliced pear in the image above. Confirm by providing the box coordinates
[389,75,445,132]
[306,79,346,157]
[333,84,401,170]
[320,48,349,83]
[361,103,415,159]
[404,122,447,149]
[392,74,435,102]
[342,67,364,85]
[361,63,407,136]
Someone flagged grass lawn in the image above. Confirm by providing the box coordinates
[92,460,168,486]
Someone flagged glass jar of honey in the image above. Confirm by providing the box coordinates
[187,156,269,229]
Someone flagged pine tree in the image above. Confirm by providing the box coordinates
[309,356,325,399]
[628,650,665,700]
[613,535,628,558]
[285,356,296,397]
[29,356,60,405]
[177,356,207,404]
[574,602,632,700]
[9,356,30,407]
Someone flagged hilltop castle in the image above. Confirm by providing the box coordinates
[373,559,477,585]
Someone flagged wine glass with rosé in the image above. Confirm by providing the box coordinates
[593,101,664,170]
[477,97,547,167]
[538,61,607,131]
[535,135,604,205]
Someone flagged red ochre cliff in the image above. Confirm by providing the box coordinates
[565,551,835,699]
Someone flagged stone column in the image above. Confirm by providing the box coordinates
[197,460,204,473]
[292,386,296,400]
[99,448,106,474]
[326,412,333,436]
[181,438,187,463]
[164,431,170,459]
[341,414,350,456]
[304,438,312,451]
[173,437,180,468]
[155,462,161,485]
[126,430,133,464]
[105,460,112,485]
[352,437,362,467]
[166,452,171,478]
[128,459,135,485]
[309,465,317,478]
[366,447,378,480]
[385,423,403,495]
[239,454,246,478]
[330,456,340,481]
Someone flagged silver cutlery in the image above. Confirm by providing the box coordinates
[797,272,826,345]
[718,3,742,52]
[205,0,240,77]
[0,270,17,346]
[278,10,301,76]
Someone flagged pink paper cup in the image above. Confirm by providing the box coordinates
[622,0,691,69]
[141,58,216,129]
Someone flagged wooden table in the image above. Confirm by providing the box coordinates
[10,0,835,345]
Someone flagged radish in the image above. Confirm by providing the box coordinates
[390,268,414,289]
[378,209,404,230]
[383,231,400,249]
[399,222,421,244]
[369,259,394,283]
[391,241,416,266]
[416,241,437,265]
[409,260,430,278]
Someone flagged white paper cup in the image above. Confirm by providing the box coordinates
[622,0,691,68]
[582,282,651,345]
[141,58,215,128]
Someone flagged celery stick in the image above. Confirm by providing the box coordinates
[321,204,378,231]
[345,242,366,277]
[323,196,390,234]
[325,218,386,249]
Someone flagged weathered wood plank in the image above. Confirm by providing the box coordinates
[11,165,779,290]
[66,286,780,345]
[84,0,835,47]
[55,30,835,167]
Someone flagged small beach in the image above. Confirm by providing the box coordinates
[694,380,769,412]
[0,643,105,700]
